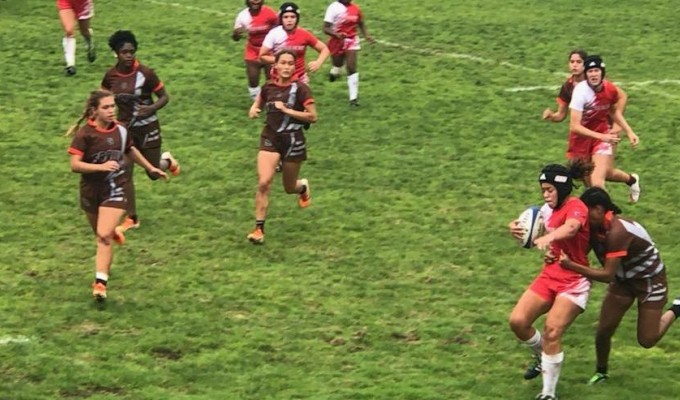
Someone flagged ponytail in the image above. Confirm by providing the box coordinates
[64,89,114,136]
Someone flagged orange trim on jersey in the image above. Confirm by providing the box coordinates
[556,97,567,106]
[87,119,118,133]
[606,250,628,259]
[111,60,140,77]
[68,147,84,156]
[603,211,614,231]
[303,98,315,106]
[152,82,164,93]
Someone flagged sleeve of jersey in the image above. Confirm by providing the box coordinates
[305,30,319,47]
[323,6,336,23]
[299,84,314,106]
[143,69,163,93]
[569,86,584,111]
[566,201,588,226]
[100,73,110,90]
[262,31,274,49]
[234,12,244,29]
[556,83,570,106]
[68,133,85,156]
[604,225,629,259]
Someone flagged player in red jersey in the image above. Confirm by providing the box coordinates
[569,55,641,201]
[259,2,330,85]
[56,0,96,75]
[323,0,374,106]
[233,0,279,100]
[559,187,680,385]
[246,51,317,244]
[66,90,166,301]
[544,50,641,201]
[508,160,593,400]
[101,30,181,235]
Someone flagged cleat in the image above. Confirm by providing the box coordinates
[524,354,542,380]
[86,29,96,63]
[65,66,76,76]
[588,372,608,385]
[535,395,557,400]
[92,282,107,301]
[629,173,640,203]
[161,151,181,176]
[113,229,125,246]
[329,73,338,82]
[349,99,359,107]
[116,216,140,234]
[298,178,311,208]
[247,228,264,244]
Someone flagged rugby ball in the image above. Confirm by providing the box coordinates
[517,206,545,249]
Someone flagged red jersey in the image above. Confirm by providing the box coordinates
[540,197,590,281]
[324,1,363,38]
[569,79,619,134]
[234,6,278,48]
[262,26,320,80]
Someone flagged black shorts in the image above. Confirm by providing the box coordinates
[259,130,307,162]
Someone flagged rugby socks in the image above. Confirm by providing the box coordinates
[669,298,680,318]
[626,174,637,186]
[248,86,261,101]
[95,272,109,286]
[330,66,342,77]
[347,73,359,101]
[63,36,76,67]
[84,28,93,47]
[541,351,564,397]
[524,329,543,356]
[255,220,265,233]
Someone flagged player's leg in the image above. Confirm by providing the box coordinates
[246,60,262,101]
[538,295,584,398]
[77,18,96,63]
[590,153,612,188]
[345,50,359,105]
[281,159,310,208]
[508,287,552,379]
[58,8,77,74]
[248,150,280,244]
[329,54,344,82]
[589,289,634,384]
[92,206,126,300]
[141,147,163,180]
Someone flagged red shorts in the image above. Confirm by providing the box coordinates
[327,36,361,56]
[529,269,591,310]
[244,44,261,62]
[56,0,94,19]
[566,133,615,159]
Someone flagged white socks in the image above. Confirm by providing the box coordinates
[330,66,342,76]
[347,73,359,101]
[95,271,109,283]
[248,86,261,101]
[63,36,76,67]
[524,329,543,356]
[541,351,564,397]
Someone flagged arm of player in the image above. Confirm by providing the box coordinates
[232,26,246,41]
[559,252,619,283]
[308,41,330,73]
[569,108,621,144]
[273,101,317,124]
[249,93,262,119]
[609,103,639,148]
[358,19,374,43]
[508,219,524,241]
[258,46,275,65]
[323,21,344,39]
[543,102,567,122]
[129,146,168,180]
[609,87,628,135]
[70,154,120,174]
[533,217,581,251]
[137,88,169,118]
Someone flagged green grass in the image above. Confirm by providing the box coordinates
[2,0,680,398]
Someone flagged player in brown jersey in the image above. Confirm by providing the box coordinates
[543,50,640,202]
[56,0,96,75]
[66,90,167,301]
[246,51,317,244]
[101,30,180,235]
[559,187,679,385]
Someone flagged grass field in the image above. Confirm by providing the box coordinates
[1,0,680,399]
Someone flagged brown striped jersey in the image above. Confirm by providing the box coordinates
[101,60,164,130]
[592,212,665,281]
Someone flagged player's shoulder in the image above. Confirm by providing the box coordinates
[262,5,277,15]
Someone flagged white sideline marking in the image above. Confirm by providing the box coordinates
[0,335,31,345]
[139,0,679,99]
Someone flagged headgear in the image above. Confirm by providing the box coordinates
[583,55,606,78]
[279,2,300,25]
[539,164,574,208]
